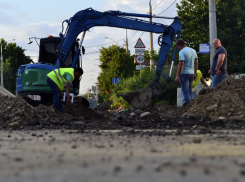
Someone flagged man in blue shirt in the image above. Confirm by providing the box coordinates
[175,39,198,105]
[208,38,228,88]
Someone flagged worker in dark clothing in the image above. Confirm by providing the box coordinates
[208,38,228,88]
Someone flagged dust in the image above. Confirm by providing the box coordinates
[184,77,245,120]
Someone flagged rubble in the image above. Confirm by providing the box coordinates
[183,77,245,120]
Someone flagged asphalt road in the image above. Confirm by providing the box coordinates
[1,129,245,182]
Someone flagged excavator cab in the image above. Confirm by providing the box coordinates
[16,36,81,105]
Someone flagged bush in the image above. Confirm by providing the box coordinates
[109,66,179,109]
[98,93,111,103]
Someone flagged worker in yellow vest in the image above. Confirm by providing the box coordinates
[46,67,83,113]
[181,70,209,106]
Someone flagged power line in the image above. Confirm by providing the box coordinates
[157,0,177,15]
[129,31,145,45]
[85,39,124,48]
[152,0,163,11]
[128,31,138,41]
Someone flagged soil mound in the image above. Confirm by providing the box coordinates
[63,103,104,120]
[97,101,112,111]
[184,77,245,120]
[0,96,75,128]
[0,96,104,129]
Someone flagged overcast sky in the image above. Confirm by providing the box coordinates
[0,0,181,94]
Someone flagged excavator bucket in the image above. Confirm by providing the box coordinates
[121,87,155,108]
[121,79,171,108]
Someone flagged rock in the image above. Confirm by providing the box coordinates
[237,112,243,116]
[239,115,244,118]
[140,112,151,118]
[206,104,218,112]
[193,138,202,143]
[8,122,20,130]
[114,166,122,173]
[136,165,144,172]
[229,108,235,112]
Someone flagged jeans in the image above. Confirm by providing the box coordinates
[46,76,63,113]
[211,74,228,88]
[179,74,194,105]
[181,89,195,106]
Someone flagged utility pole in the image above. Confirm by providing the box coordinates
[1,44,3,87]
[209,0,217,68]
[148,0,154,70]
[125,29,128,53]
[16,58,17,96]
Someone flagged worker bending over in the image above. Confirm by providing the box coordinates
[46,67,83,113]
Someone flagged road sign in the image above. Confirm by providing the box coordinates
[199,43,210,53]
[136,65,146,70]
[134,38,145,48]
[112,78,121,84]
[135,49,145,55]
[135,54,144,64]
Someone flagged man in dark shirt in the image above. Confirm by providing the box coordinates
[208,38,228,88]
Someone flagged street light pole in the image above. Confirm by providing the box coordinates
[0,39,15,87]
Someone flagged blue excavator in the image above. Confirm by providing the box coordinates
[17,8,181,108]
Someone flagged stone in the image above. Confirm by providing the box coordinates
[8,122,20,130]
[206,104,218,112]
[193,138,202,143]
[140,112,151,118]
[229,108,235,112]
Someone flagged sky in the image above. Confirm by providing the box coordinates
[0,0,181,94]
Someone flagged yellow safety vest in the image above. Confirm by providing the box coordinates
[47,68,75,91]
[192,70,202,90]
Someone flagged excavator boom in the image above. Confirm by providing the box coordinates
[56,8,181,108]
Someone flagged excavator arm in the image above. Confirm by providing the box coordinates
[57,8,181,108]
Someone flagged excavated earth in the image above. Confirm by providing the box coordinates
[2,77,245,182]
[0,77,245,132]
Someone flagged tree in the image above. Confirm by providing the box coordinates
[176,0,245,76]
[98,45,136,94]
[0,39,33,93]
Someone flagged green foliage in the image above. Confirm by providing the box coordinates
[0,39,32,93]
[176,0,245,76]
[98,45,136,94]
[110,66,179,109]
[98,92,111,103]
[144,49,159,64]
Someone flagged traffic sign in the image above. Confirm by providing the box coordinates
[136,65,146,70]
[135,49,145,55]
[135,54,144,64]
[112,78,121,84]
[199,43,210,54]
[134,38,145,48]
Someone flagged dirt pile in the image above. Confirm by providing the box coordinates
[0,96,104,129]
[184,77,245,120]
[63,103,104,120]
[0,96,76,128]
